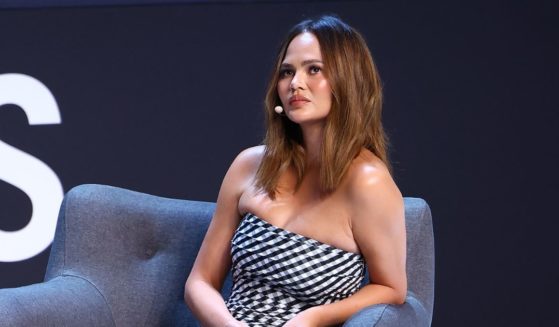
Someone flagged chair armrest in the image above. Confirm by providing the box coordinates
[343,293,430,327]
[0,275,114,327]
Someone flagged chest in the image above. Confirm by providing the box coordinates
[237,178,359,254]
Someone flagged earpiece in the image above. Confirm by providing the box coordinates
[274,106,284,114]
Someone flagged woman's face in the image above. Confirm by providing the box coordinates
[277,32,332,126]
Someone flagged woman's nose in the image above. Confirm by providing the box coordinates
[290,71,305,91]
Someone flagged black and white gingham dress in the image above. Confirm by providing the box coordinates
[226,213,365,326]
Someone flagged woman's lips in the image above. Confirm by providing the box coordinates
[290,100,310,106]
[289,96,310,106]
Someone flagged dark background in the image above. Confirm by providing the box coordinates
[1,0,558,325]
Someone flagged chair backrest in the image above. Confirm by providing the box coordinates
[399,198,435,322]
[45,184,217,326]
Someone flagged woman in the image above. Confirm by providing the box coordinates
[185,15,406,326]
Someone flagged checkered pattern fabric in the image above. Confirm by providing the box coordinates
[226,213,365,326]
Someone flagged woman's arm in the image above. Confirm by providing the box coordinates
[184,147,262,327]
[285,161,407,327]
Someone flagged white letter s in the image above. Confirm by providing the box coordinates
[0,73,64,262]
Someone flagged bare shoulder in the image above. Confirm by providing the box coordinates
[229,145,265,175]
[214,145,265,216]
[346,149,398,197]
[345,149,403,222]
[221,145,265,196]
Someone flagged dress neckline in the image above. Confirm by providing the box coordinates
[242,212,363,258]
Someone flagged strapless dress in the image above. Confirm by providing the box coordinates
[226,213,365,326]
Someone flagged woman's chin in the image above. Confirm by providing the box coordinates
[286,114,327,127]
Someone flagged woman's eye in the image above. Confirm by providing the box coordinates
[309,66,322,74]
[279,69,293,78]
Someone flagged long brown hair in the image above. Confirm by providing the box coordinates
[255,15,389,197]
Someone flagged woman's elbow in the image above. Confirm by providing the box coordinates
[391,283,407,305]
[394,290,407,305]
[184,276,196,305]
[381,279,407,305]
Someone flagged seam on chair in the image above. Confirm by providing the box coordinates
[59,273,116,326]
[407,292,429,315]
[372,304,389,327]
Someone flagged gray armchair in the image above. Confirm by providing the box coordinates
[0,184,434,326]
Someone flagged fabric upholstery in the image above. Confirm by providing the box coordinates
[0,184,434,326]
[343,292,430,327]
[0,275,114,326]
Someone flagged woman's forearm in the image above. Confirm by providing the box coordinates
[184,278,240,327]
[311,283,406,326]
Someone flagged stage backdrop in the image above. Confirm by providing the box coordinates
[1,1,558,326]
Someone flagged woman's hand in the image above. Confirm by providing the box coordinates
[225,320,249,327]
[283,307,323,327]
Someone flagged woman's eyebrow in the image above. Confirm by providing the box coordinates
[280,59,323,68]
